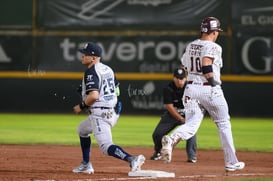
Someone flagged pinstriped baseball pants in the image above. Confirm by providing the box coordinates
[171,84,239,166]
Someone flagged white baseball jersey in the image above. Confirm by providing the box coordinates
[181,39,222,85]
[169,38,241,167]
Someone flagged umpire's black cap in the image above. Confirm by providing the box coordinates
[173,67,186,78]
[78,42,102,57]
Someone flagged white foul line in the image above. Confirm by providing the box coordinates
[35,172,273,181]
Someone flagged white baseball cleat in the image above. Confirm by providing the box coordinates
[130,154,146,172]
[161,135,173,163]
[72,161,94,174]
[225,161,245,171]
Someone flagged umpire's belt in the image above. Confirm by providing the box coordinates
[187,81,210,86]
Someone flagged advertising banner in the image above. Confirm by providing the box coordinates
[232,33,273,75]
[34,35,229,73]
[0,36,32,71]
[232,0,273,32]
[111,80,167,114]
[231,0,273,75]
[37,0,229,30]
[1,78,272,116]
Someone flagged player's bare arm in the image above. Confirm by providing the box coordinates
[165,104,185,124]
[73,90,99,114]
[84,90,99,106]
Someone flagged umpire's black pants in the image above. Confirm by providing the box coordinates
[152,111,197,160]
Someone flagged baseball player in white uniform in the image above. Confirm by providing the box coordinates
[72,42,145,174]
[161,17,245,172]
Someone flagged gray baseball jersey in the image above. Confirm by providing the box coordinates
[81,62,117,108]
[78,62,119,154]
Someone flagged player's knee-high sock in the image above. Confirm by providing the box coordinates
[186,134,197,160]
[107,145,132,162]
[80,136,91,163]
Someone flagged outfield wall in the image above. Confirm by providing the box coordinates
[0,74,272,117]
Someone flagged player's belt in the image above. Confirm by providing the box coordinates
[91,107,113,109]
[187,81,210,86]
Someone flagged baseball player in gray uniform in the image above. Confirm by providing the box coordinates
[72,42,145,174]
[161,17,245,172]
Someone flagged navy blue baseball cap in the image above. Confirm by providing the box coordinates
[78,42,102,57]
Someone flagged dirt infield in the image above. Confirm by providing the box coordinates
[0,145,272,181]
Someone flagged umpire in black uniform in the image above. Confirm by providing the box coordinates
[150,66,197,162]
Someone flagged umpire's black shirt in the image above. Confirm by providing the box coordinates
[163,81,185,109]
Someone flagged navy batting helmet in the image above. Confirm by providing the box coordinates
[200,17,223,34]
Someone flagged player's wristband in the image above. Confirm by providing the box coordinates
[79,101,89,110]
[202,65,213,74]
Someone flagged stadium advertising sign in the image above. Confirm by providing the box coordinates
[231,0,273,75]
[0,36,32,71]
[35,35,228,73]
[37,0,228,29]
[121,80,165,113]
[232,0,273,31]
[233,34,273,75]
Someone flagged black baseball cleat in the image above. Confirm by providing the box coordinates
[150,152,162,160]
[187,158,197,163]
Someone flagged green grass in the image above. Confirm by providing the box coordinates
[0,113,272,152]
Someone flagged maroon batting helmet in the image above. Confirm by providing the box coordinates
[200,17,223,34]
